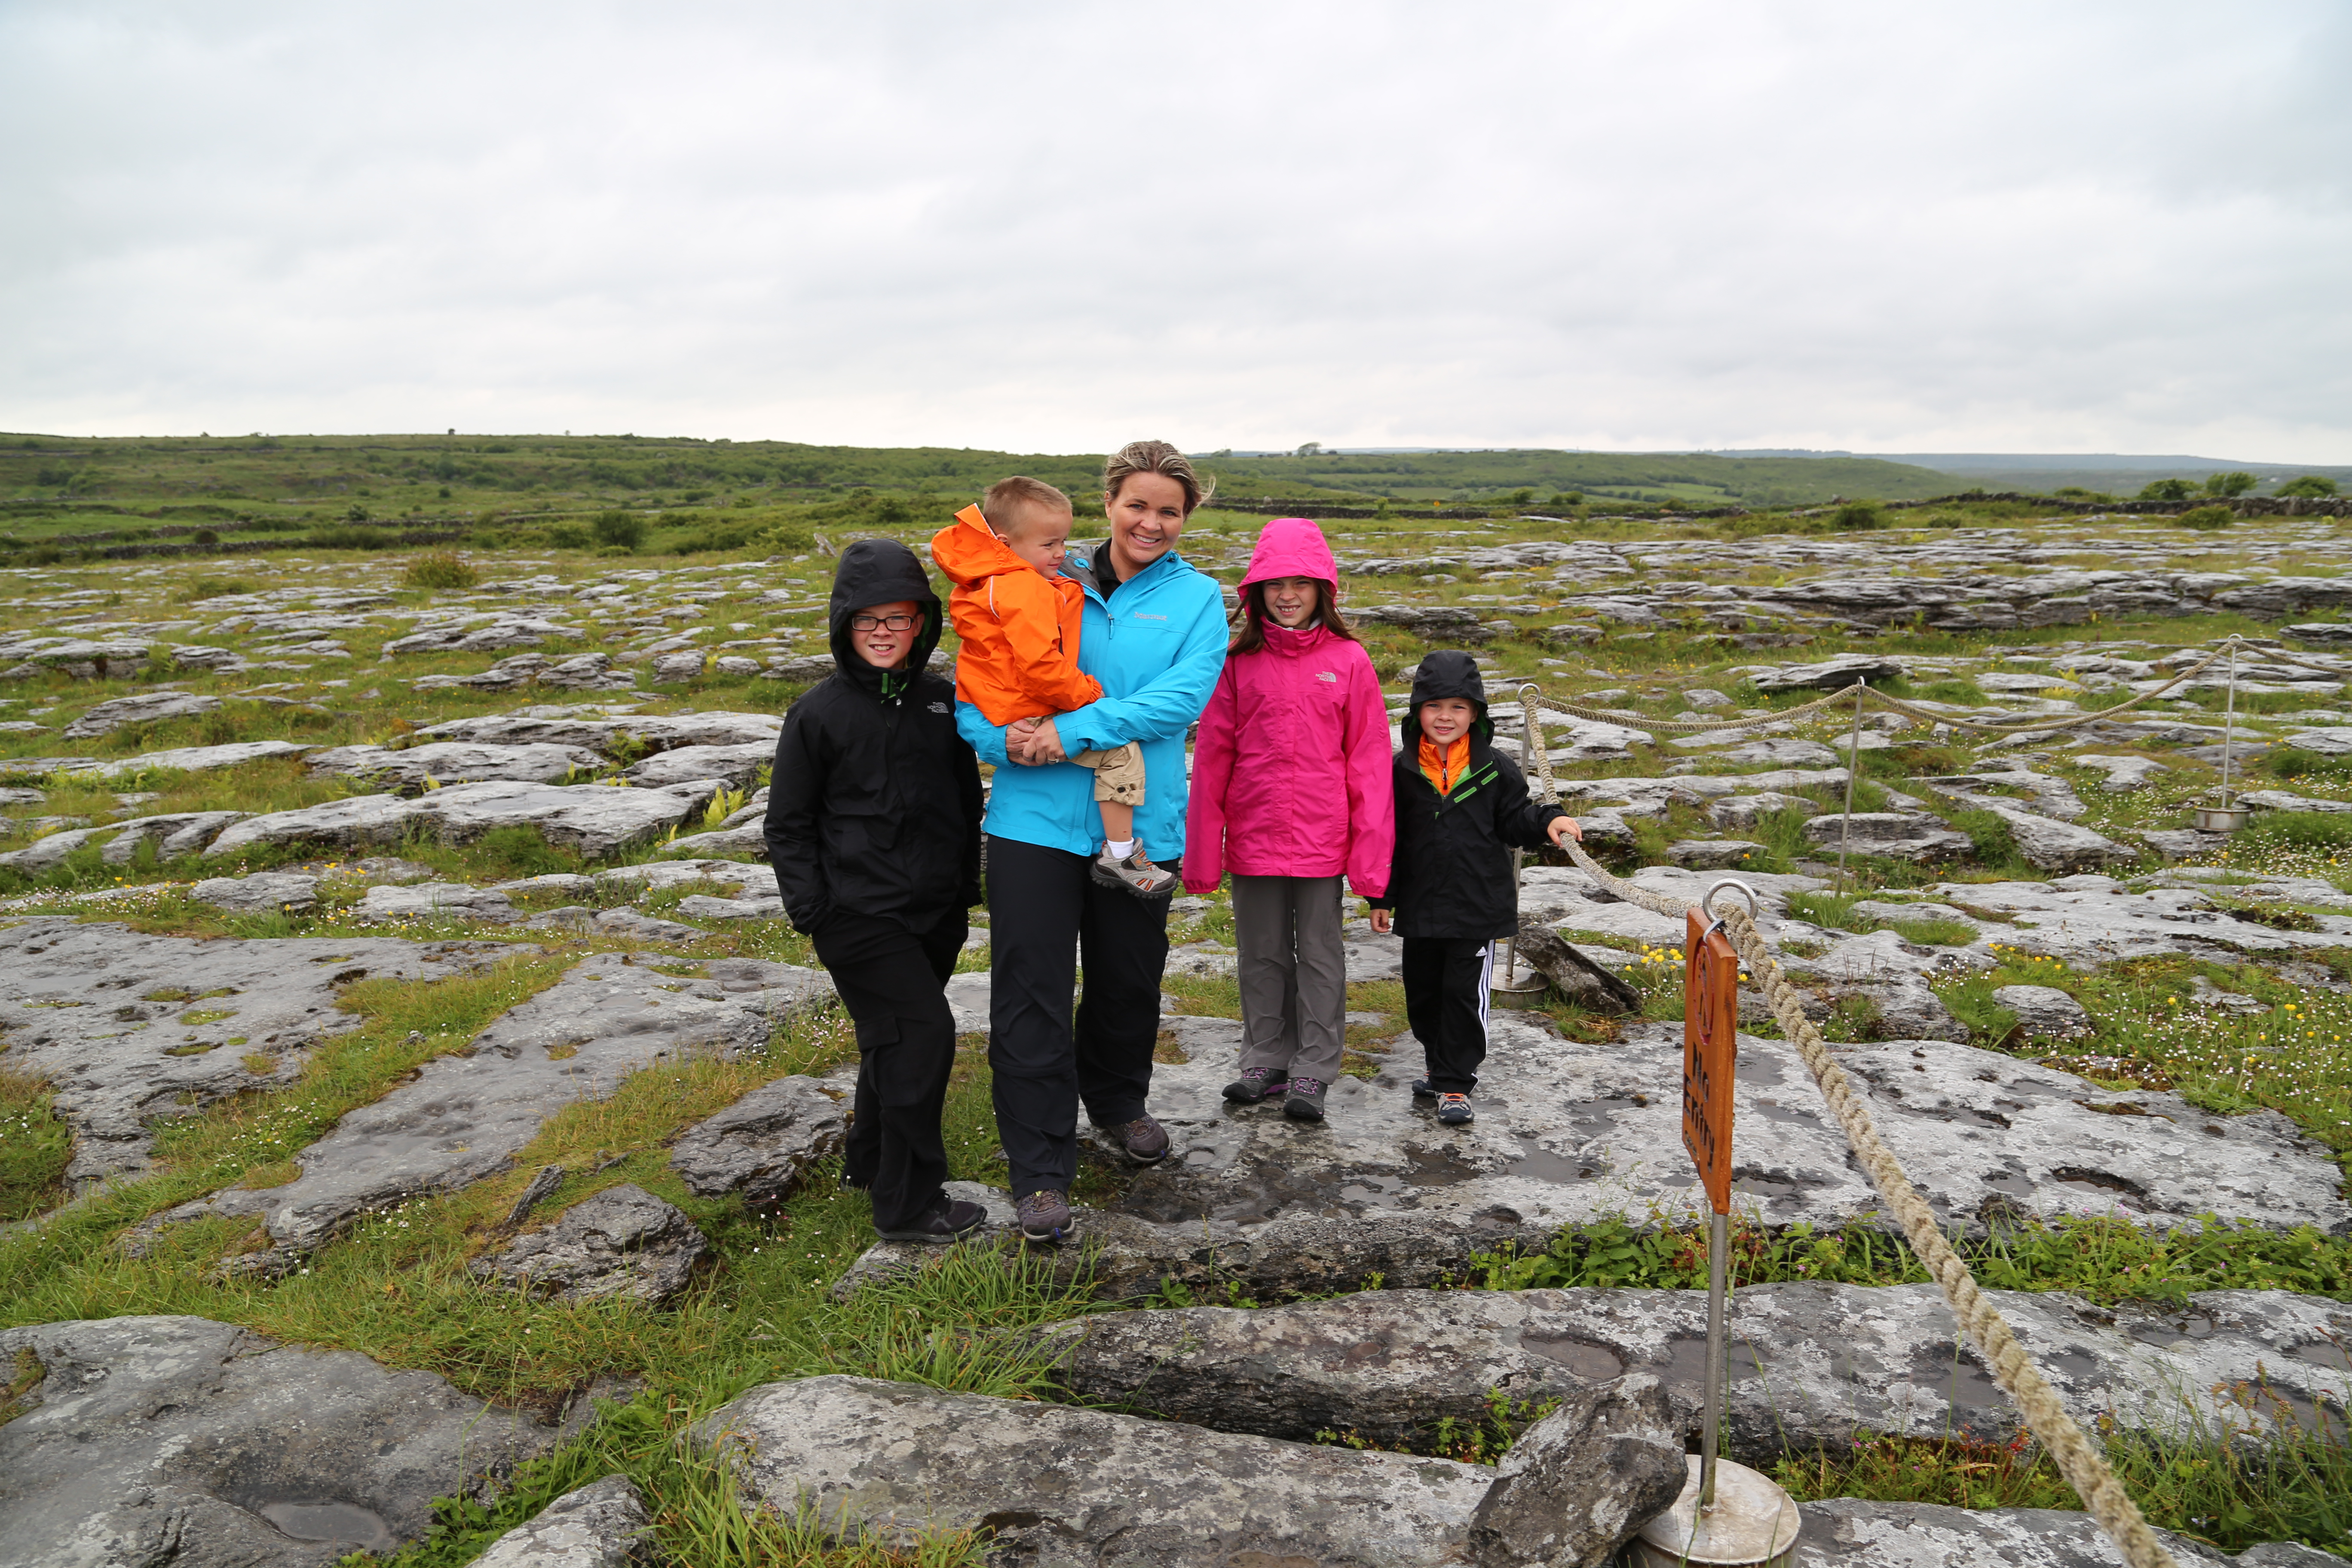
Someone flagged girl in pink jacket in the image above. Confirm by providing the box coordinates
[1184,517,1395,1121]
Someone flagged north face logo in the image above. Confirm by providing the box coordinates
[1315,670,1338,682]
[928,701,949,714]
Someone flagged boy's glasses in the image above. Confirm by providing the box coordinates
[850,612,920,631]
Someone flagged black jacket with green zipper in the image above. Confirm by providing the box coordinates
[1367,649,1567,941]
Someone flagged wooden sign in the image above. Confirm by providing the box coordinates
[1683,907,1740,1215]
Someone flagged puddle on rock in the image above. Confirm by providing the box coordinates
[1507,1137,1590,1185]
[1519,1331,1626,1381]
[248,1497,394,1548]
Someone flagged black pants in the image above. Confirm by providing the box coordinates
[811,909,967,1231]
[1402,935,1495,1094]
[986,834,1174,1197]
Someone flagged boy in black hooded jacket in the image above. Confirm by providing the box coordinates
[1368,651,1580,1125]
[765,540,986,1241]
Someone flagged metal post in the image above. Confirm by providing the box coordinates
[1700,1208,1729,1510]
[2221,643,2239,811]
[1837,680,1865,892]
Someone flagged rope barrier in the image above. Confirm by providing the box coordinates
[1515,687,2181,1568]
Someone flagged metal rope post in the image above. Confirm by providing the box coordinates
[2221,640,2239,810]
[1837,679,1865,892]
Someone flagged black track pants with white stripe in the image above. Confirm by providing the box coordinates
[1401,936,1494,1095]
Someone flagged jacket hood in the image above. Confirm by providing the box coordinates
[929,504,1038,589]
[1237,516,1338,592]
[1403,649,1491,747]
[827,539,943,698]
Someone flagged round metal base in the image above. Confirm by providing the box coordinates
[2193,805,2249,833]
[1489,973,1549,1009]
[1632,1458,1801,1567]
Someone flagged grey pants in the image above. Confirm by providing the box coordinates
[1231,873,1348,1086]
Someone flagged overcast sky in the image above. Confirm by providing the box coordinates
[3,3,2347,460]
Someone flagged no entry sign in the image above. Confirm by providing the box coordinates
[1683,906,1740,1216]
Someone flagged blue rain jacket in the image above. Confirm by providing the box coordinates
[956,544,1227,861]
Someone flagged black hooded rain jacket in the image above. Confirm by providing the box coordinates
[764,540,983,935]
[1367,649,1566,940]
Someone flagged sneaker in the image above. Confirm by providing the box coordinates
[1437,1092,1475,1125]
[875,1198,987,1243]
[1091,848,1178,899]
[1223,1067,1292,1104]
[1017,1188,1073,1243]
[1409,1077,1437,1099]
[1115,1113,1170,1163]
[1283,1076,1329,1121]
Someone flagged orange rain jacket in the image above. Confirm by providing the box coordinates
[929,504,1105,726]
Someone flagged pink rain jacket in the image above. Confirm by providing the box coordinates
[1184,518,1394,896]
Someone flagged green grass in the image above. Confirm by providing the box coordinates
[0,1070,72,1222]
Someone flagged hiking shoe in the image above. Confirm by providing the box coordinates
[1017,1188,1073,1243]
[1091,848,1178,899]
[1283,1077,1329,1121]
[1409,1077,1437,1099]
[1223,1067,1292,1104]
[1115,1113,1171,1162]
[875,1199,987,1243]
[1436,1092,1475,1125]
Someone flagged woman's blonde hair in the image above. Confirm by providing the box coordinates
[1102,439,1214,516]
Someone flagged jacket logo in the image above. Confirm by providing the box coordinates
[928,701,949,714]
[1131,612,1168,621]
[1315,670,1338,682]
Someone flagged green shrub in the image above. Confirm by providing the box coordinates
[2177,504,2234,531]
[173,576,253,603]
[305,526,394,550]
[2277,475,2339,499]
[593,511,648,550]
[2138,478,2194,501]
[2203,471,2258,498]
[403,550,478,591]
[757,520,817,554]
[1829,501,1885,530]
[189,530,217,546]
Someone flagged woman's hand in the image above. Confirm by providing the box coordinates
[1006,717,1042,766]
[1022,716,1068,765]
[1369,908,1393,934]
[1547,816,1584,848]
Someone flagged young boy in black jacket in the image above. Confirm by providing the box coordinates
[765,540,987,1241]
[1368,651,1580,1125]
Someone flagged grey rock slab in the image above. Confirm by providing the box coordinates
[1919,878,2352,965]
[1795,1498,2231,1566]
[671,892,782,920]
[0,1314,591,1568]
[0,919,512,1188]
[1666,838,1766,870]
[1928,769,2089,822]
[668,1073,847,1203]
[205,779,723,860]
[2282,726,2352,756]
[98,809,248,864]
[356,881,519,921]
[621,741,775,789]
[471,1183,710,1307]
[655,822,768,859]
[1804,812,1975,862]
[60,689,218,738]
[178,952,833,1250]
[305,741,608,791]
[1750,653,1907,692]
[1036,1283,2351,1461]
[85,738,315,778]
[415,709,781,753]
[695,1373,1494,1568]
[190,870,321,913]
[1468,1376,1684,1568]
[469,1475,657,1568]
[2239,788,2352,814]
[2074,753,2170,792]
[1994,983,2095,1038]
[845,1016,2352,1301]
[1708,791,1819,831]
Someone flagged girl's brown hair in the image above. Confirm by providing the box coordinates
[1102,439,1215,515]
[1228,578,1358,655]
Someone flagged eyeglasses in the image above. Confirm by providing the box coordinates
[850,612,920,632]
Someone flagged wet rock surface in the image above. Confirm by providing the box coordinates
[697,1373,1496,1568]
[205,778,725,859]
[1793,1498,2235,1566]
[1467,1376,1684,1568]
[469,1475,657,1568]
[668,1072,847,1202]
[471,1184,711,1306]
[162,952,832,1249]
[0,1315,595,1568]
[1036,1284,2350,1457]
[0,919,516,1186]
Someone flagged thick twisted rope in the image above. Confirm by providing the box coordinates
[1517,690,2180,1568]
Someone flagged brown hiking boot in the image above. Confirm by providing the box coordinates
[1113,1113,1170,1163]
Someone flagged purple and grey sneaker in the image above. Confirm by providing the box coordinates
[1222,1067,1292,1105]
[1283,1076,1329,1121]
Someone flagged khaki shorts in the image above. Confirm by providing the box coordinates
[1072,741,1146,807]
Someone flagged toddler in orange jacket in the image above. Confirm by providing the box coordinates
[930,477,1176,897]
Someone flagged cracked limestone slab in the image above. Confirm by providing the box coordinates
[414,709,781,753]
[2,739,313,782]
[469,1475,657,1568]
[304,741,609,792]
[620,741,775,789]
[0,1315,603,1568]
[177,952,833,1250]
[204,778,723,861]
[1926,875,2352,965]
[1036,1283,2350,1459]
[0,919,521,1189]
[695,1374,1494,1568]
